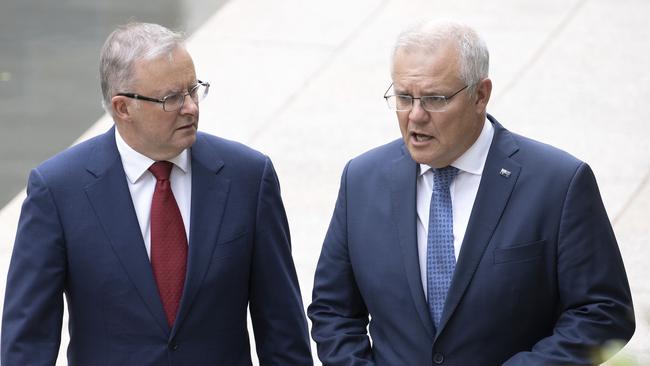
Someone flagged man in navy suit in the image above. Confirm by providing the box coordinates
[308,20,634,365]
[2,22,313,365]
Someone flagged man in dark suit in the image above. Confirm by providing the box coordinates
[1,22,313,365]
[308,20,634,365]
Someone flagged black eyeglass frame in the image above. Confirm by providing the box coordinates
[383,82,469,112]
[116,80,210,112]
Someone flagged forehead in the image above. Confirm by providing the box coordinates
[392,44,460,90]
[132,47,196,93]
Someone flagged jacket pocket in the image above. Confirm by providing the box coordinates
[493,240,545,264]
[212,230,250,260]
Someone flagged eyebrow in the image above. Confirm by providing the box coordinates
[394,89,446,97]
[392,84,446,96]
[160,82,199,97]
[392,86,412,95]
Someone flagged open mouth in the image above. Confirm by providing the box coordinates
[411,132,433,142]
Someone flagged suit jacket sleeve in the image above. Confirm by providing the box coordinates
[2,168,66,365]
[308,162,376,365]
[248,157,313,366]
[504,163,635,365]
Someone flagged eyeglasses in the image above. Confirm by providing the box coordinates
[117,80,210,112]
[383,82,468,112]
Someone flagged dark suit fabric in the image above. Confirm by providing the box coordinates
[308,115,634,366]
[1,128,313,365]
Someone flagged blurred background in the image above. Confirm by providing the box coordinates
[1,0,648,364]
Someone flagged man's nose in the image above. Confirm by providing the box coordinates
[408,98,428,122]
[180,94,199,115]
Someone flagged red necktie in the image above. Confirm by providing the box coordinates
[149,161,188,327]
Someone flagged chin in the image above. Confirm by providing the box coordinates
[412,153,449,168]
[410,155,432,166]
[182,132,197,145]
[406,147,430,164]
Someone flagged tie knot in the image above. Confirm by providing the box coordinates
[149,161,173,181]
[432,166,458,190]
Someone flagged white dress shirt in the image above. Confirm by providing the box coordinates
[417,119,494,299]
[115,129,192,259]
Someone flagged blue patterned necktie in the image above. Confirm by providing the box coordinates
[427,165,459,330]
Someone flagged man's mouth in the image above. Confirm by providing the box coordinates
[177,123,196,130]
[412,132,433,142]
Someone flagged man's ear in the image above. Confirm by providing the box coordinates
[474,78,492,113]
[111,96,132,121]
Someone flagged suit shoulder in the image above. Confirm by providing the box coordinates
[509,131,584,172]
[346,139,406,172]
[34,132,111,182]
[194,132,268,168]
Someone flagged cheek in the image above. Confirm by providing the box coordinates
[448,119,475,148]
[143,121,166,139]
[438,112,468,140]
[155,117,178,136]
[442,120,459,139]
[138,118,174,143]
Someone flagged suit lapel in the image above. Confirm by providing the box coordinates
[436,116,521,337]
[84,128,169,334]
[389,145,436,339]
[171,135,229,337]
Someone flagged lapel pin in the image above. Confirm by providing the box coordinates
[499,168,511,178]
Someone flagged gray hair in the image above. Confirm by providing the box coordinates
[392,20,489,94]
[99,22,186,115]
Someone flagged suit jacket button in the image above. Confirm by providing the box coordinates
[170,343,179,351]
[433,352,444,364]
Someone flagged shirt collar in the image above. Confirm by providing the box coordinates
[418,117,494,177]
[115,128,190,184]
